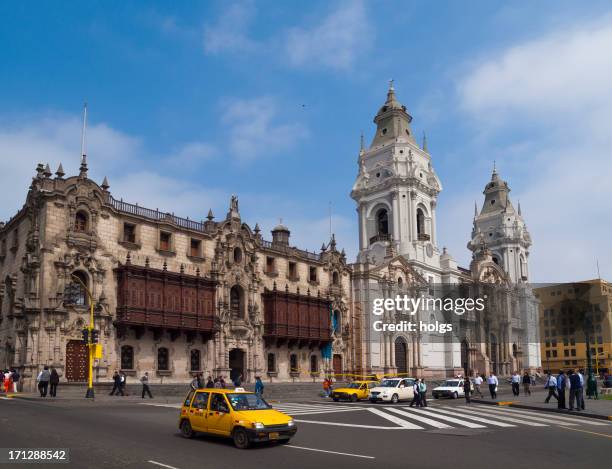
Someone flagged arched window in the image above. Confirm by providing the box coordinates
[520,255,527,279]
[230,285,243,319]
[376,209,389,235]
[190,349,201,372]
[333,310,341,333]
[75,211,88,233]
[289,353,298,372]
[121,345,134,370]
[492,255,500,265]
[233,247,242,263]
[71,271,89,306]
[397,277,403,288]
[332,271,339,286]
[267,353,276,372]
[416,208,425,237]
[157,347,169,371]
[310,355,318,373]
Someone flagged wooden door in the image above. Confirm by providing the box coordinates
[395,338,408,375]
[66,340,88,382]
[333,354,342,377]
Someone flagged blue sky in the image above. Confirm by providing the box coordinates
[1,0,612,282]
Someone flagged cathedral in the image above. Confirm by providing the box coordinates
[0,84,541,391]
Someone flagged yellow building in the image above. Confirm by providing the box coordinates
[535,279,612,375]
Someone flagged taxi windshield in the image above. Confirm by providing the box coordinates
[380,379,400,387]
[347,383,362,389]
[443,380,460,387]
[227,393,272,411]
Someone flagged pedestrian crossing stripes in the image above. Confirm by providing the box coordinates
[272,403,364,416]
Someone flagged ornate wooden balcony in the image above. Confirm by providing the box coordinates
[263,289,331,348]
[114,263,217,337]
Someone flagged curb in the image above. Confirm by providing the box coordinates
[472,399,612,421]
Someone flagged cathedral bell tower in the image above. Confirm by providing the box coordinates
[351,82,443,268]
[468,166,532,283]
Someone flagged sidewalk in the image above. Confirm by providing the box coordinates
[471,385,612,420]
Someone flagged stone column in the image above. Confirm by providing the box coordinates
[392,192,400,242]
[359,204,368,250]
[430,200,437,245]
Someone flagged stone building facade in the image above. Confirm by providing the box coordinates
[0,160,353,391]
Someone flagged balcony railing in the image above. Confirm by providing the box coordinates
[261,239,321,261]
[417,233,431,241]
[369,233,393,244]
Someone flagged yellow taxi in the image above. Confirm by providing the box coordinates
[178,387,297,449]
[331,380,379,402]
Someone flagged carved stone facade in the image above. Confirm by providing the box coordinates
[0,161,353,390]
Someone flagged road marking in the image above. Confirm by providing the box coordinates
[294,419,406,429]
[140,403,181,408]
[426,407,516,427]
[366,407,424,429]
[0,397,13,400]
[458,407,548,427]
[148,460,180,469]
[558,426,612,439]
[470,406,580,426]
[410,408,486,428]
[385,407,453,428]
[482,406,611,426]
[283,445,375,459]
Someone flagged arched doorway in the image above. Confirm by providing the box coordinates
[394,337,408,375]
[229,348,245,384]
[332,354,342,377]
[66,340,88,382]
[461,340,470,376]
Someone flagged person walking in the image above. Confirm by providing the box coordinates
[213,377,222,389]
[556,370,567,409]
[522,371,532,396]
[473,373,484,398]
[544,371,558,403]
[255,376,264,397]
[36,366,51,397]
[586,372,598,400]
[219,376,226,389]
[233,373,242,387]
[4,369,13,394]
[49,368,60,397]
[487,373,499,399]
[464,377,472,404]
[119,372,128,396]
[577,369,585,410]
[419,379,428,407]
[511,371,521,397]
[109,371,122,396]
[409,379,421,407]
[568,369,583,411]
[0,370,4,392]
[190,375,200,391]
[205,376,214,388]
[10,368,20,393]
[140,372,153,399]
[323,378,331,397]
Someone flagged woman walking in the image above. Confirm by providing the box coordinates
[464,378,472,404]
[522,371,532,396]
[49,368,60,397]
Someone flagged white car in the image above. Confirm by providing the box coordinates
[432,379,466,399]
[369,378,415,403]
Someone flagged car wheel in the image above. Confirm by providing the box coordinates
[370,398,377,403]
[452,392,458,399]
[391,394,399,404]
[278,439,291,445]
[332,397,339,402]
[233,427,250,449]
[180,420,194,439]
[350,394,358,402]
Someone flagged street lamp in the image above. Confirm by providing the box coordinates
[64,274,98,399]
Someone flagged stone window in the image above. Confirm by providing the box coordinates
[121,345,134,370]
[123,223,136,244]
[157,347,169,371]
[309,266,317,283]
[416,208,425,238]
[233,247,242,263]
[230,285,243,319]
[310,355,318,373]
[266,256,276,274]
[159,232,172,252]
[190,239,201,258]
[332,271,339,286]
[75,211,88,233]
[289,353,298,373]
[190,349,201,372]
[288,262,297,281]
[71,271,89,306]
[376,209,389,235]
[267,353,276,372]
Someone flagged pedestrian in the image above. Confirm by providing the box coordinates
[522,371,532,396]
[220,376,226,389]
[556,370,567,409]
[213,377,222,389]
[473,373,484,398]
[0,370,4,392]
[205,376,214,388]
[10,368,20,393]
[544,371,558,403]
[586,372,598,400]
[419,379,428,407]
[4,369,13,394]
[234,373,242,387]
[487,373,498,399]
[120,372,128,396]
[577,369,585,410]
[464,378,472,404]
[568,369,583,411]
[49,368,60,397]
[511,371,521,397]
[36,366,51,397]
[140,372,153,399]
[323,378,330,397]
[190,375,199,391]
[109,371,122,396]
[409,379,421,407]
[255,376,264,397]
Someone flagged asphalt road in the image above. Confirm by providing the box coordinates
[1,395,611,469]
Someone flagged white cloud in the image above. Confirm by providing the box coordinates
[457,16,612,282]
[284,0,372,71]
[222,96,308,163]
[203,0,258,54]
